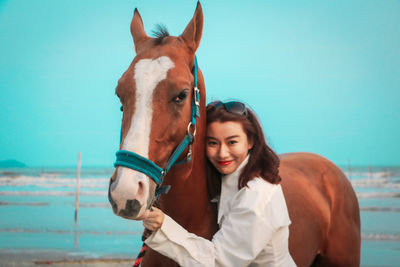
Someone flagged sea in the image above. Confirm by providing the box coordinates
[0,165,399,266]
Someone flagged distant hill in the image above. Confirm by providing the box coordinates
[0,159,26,168]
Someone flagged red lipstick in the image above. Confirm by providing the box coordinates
[218,160,233,166]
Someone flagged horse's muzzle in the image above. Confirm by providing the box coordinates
[108,167,152,220]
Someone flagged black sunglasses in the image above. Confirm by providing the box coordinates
[206,101,248,116]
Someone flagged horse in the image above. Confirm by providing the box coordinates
[108,2,361,266]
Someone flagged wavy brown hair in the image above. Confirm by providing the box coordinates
[205,102,281,199]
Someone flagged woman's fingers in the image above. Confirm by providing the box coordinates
[143,218,161,231]
[142,209,150,220]
[143,221,158,231]
[142,207,165,231]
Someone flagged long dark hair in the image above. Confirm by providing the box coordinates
[206,102,281,199]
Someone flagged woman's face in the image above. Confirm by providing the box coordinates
[206,121,253,175]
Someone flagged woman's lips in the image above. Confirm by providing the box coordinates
[217,160,233,166]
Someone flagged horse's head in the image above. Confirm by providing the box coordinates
[108,3,204,220]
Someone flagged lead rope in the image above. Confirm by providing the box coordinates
[132,201,160,267]
[133,243,147,267]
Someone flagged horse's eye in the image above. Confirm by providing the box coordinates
[173,90,189,103]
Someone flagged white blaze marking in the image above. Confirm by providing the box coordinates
[111,56,174,211]
[123,56,174,154]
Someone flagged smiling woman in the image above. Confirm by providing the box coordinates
[205,101,282,195]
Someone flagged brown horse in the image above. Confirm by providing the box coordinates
[108,2,361,266]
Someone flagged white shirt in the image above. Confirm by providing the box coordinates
[145,158,296,267]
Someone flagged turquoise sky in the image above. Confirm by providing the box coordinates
[1,0,399,167]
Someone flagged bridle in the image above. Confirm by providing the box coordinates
[114,56,200,198]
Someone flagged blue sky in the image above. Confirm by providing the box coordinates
[0,0,399,167]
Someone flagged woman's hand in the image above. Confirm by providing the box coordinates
[142,207,165,231]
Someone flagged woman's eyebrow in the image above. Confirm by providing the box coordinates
[226,135,240,139]
[206,135,240,140]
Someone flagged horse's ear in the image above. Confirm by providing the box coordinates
[130,8,150,53]
[180,1,203,53]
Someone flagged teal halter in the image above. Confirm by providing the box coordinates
[114,56,200,197]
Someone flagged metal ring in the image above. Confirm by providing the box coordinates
[187,122,196,137]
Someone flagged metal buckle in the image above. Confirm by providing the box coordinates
[186,145,192,158]
[194,86,200,107]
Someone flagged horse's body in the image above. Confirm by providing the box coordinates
[280,153,360,266]
[108,3,360,266]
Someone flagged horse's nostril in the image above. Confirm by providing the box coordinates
[138,181,144,191]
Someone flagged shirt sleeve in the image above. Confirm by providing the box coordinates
[145,214,215,266]
[145,183,289,267]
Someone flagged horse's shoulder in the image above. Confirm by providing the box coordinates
[279,152,333,165]
[279,152,344,178]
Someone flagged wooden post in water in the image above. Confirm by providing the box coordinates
[74,152,81,225]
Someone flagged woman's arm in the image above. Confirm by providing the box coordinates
[145,211,215,266]
[143,183,289,267]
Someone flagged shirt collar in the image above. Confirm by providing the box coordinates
[218,155,250,225]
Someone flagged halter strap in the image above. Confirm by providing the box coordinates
[114,55,200,197]
[115,150,164,184]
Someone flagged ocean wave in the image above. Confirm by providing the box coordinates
[0,201,110,207]
[360,206,400,212]
[350,178,400,190]
[343,168,400,179]
[0,191,107,196]
[362,233,400,241]
[0,184,107,189]
[0,228,142,236]
[0,201,49,206]
[348,171,397,178]
[351,177,389,186]
[357,192,400,198]
[0,176,109,189]
[0,176,108,184]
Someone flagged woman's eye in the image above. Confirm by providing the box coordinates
[228,140,238,145]
[173,90,188,103]
[207,141,217,146]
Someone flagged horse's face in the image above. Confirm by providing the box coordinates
[108,3,203,220]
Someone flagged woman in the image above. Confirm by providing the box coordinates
[142,101,296,266]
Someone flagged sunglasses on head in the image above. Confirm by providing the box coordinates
[206,101,248,116]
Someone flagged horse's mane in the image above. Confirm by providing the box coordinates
[152,24,170,45]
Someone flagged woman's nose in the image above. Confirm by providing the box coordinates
[218,144,229,158]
